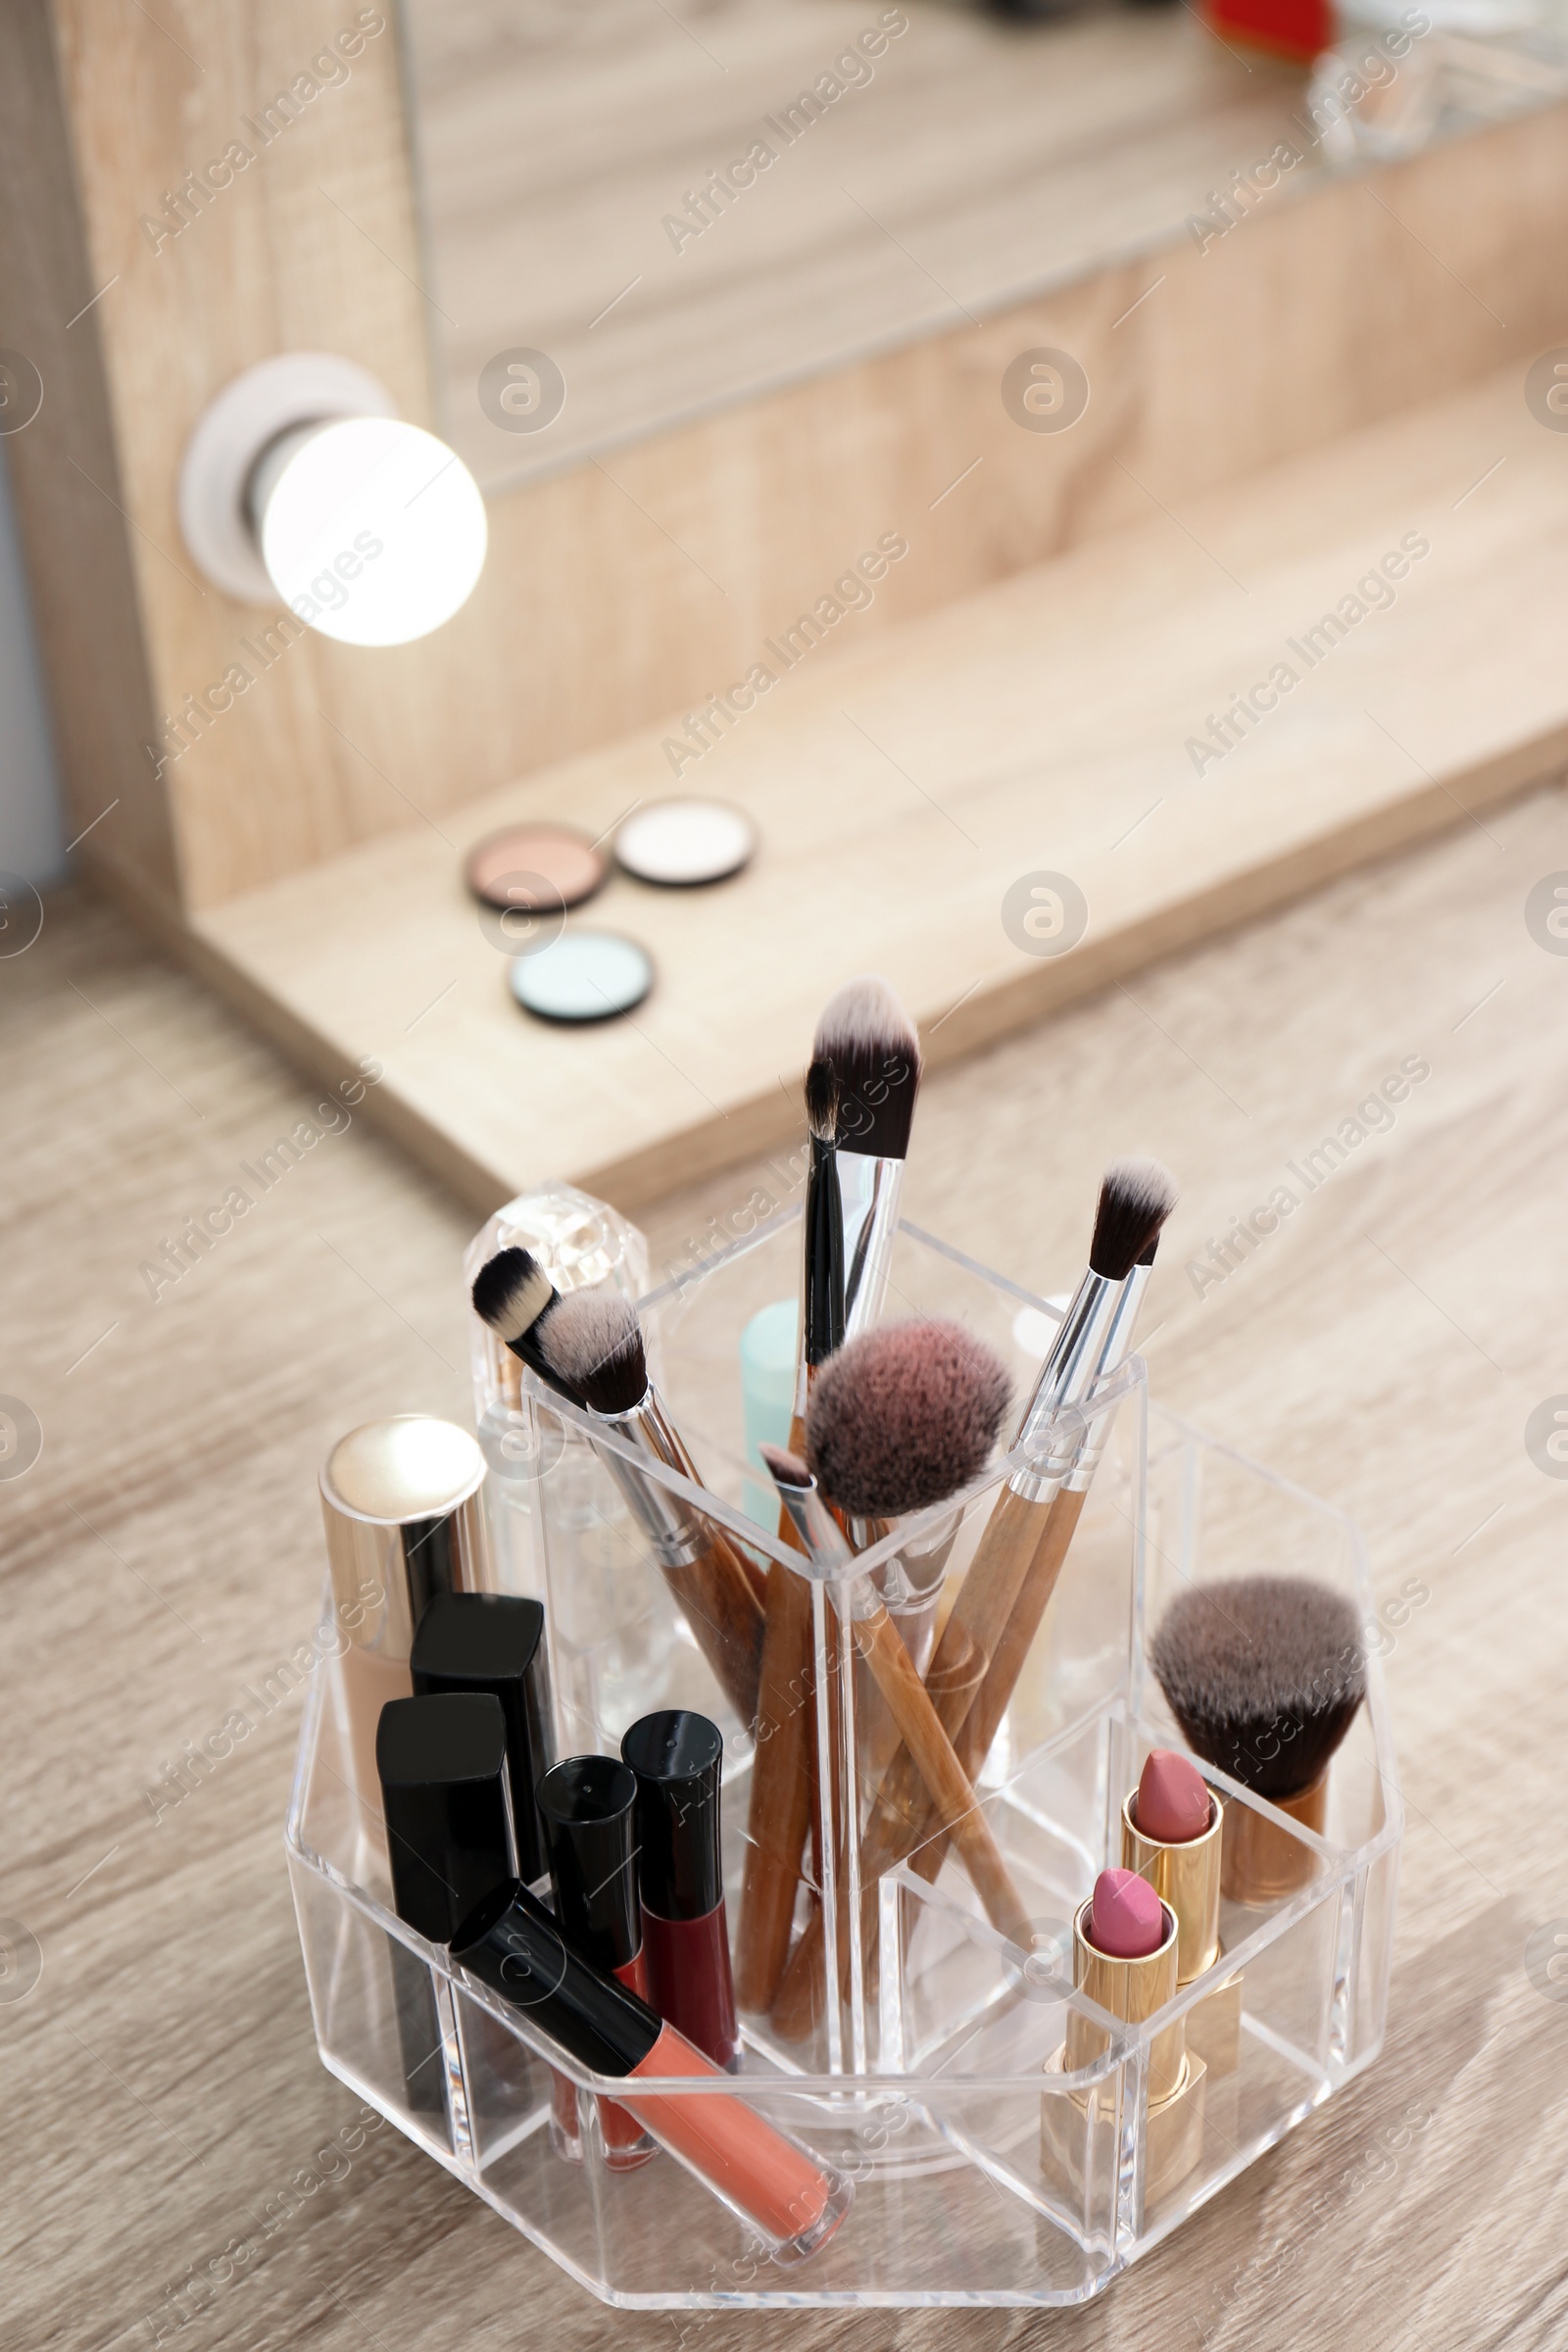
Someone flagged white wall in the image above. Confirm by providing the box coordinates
[0,438,64,887]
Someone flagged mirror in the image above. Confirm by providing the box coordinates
[398,0,1568,495]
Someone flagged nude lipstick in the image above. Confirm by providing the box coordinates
[452,1880,853,2262]
[1121,1748,1240,2078]
[537,1756,656,2170]
[620,1710,740,2072]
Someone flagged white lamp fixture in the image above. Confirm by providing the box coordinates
[177,354,487,647]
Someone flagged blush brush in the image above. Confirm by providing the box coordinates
[1151,1574,1366,1901]
[765,1316,1014,2040]
[474,1268,765,1727]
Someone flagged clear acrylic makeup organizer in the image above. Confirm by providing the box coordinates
[285,1207,1401,2308]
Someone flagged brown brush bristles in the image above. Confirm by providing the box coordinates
[1088,1157,1178,1283]
[805,1318,1010,1518]
[760,1442,810,1489]
[530,1287,648,1417]
[814,975,921,1160]
[1150,1575,1366,1801]
[805,1056,839,1144]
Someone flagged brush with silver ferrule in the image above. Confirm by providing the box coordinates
[736,1054,846,2015]
[474,1274,765,1727]
[765,1318,1014,2038]
[954,1224,1168,1791]
[815,977,921,1342]
[760,1443,1028,1974]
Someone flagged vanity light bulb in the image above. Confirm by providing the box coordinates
[258,416,487,648]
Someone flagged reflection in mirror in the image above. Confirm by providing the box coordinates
[398,0,1568,494]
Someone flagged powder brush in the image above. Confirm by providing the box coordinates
[765,1316,1013,2038]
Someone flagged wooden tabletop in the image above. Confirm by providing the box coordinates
[7,778,1568,2350]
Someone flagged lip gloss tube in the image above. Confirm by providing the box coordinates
[620,1710,740,2072]
[537,1757,657,2171]
[452,1881,853,2264]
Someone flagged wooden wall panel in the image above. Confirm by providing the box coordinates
[1,3,1566,917]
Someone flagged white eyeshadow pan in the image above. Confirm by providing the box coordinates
[510,931,654,1023]
[613,799,756,887]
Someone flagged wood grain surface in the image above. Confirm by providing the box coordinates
[7,774,1568,2347]
[187,359,1568,1215]
[6,4,1568,914]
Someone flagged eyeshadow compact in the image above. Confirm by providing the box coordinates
[465,823,607,910]
[510,931,655,1023]
[613,800,756,888]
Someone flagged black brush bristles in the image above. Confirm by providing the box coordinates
[1088,1157,1178,1283]
[1150,1575,1366,1801]
[805,1319,1011,1519]
[529,1286,649,1418]
[814,976,922,1160]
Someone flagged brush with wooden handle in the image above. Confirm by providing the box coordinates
[770,1157,1175,2039]
[472,1256,766,1728]
[764,1314,1014,2041]
[911,1231,1166,1908]
[761,1441,1030,1946]
[737,978,923,2017]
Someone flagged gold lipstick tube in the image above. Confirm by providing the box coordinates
[1043,1896,1205,2204]
[1121,1788,1241,2076]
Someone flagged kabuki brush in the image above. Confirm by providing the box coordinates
[473,1260,765,1726]
[771,1157,1175,2035]
[1151,1575,1366,1901]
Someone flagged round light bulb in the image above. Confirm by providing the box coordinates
[258,416,487,647]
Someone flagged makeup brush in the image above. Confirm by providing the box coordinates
[734,1055,844,2016]
[761,1442,1030,1951]
[1151,1575,1366,1901]
[894,1224,1174,1930]
[765,1317,1010,2039]
[470,1247,578,1398]
[475,1271,765,1727]
[770,1156,1175,2036]
[815,976,922,1339]
[954,1226,1168,1790]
